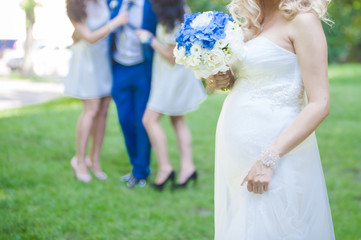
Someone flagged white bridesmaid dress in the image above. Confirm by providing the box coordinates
[214,36,335,240]
[147,24,207,115]
[64,0,112,99]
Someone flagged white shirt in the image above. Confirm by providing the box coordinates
[113,0,144,66]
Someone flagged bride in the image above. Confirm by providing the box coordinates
[209,0,335,239]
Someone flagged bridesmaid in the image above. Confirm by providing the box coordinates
[136,0,207,190]
[65,0,128,182]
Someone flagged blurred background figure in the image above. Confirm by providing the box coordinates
[109,0,157,188]
[136,0,206,191]
[65,0,128,182]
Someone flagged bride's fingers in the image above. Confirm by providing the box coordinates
[247,182,253,192]
[253,184,258,194]
[217,82,229,88]
[241,176,248,186]
[213,76,230,83]
[258,183,264,194]
[215,78,230,87]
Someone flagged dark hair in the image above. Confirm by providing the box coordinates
[151,0,185,32]
[66,0,95,22]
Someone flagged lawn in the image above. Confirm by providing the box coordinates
[1,64,360,239]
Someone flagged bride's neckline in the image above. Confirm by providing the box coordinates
[247,36,296,56]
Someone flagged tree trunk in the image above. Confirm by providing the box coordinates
[21,22,34,76]
[20,0,37,77]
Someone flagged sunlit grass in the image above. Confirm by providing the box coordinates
[1,64,360,239]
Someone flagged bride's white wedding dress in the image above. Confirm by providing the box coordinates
[214,36,335,240]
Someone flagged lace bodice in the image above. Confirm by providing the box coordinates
[232,36,305,110]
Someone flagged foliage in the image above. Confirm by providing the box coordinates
[1,64,361,239]
[325,0,361,62]
[187,0,361,63]
[20,0,38,28]
[187,0,229,13]
[19,0,39,76]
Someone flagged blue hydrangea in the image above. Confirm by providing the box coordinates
[175,11,233,56]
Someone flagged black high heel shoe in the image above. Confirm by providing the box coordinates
[151,171,175,191]
[173,171,198,189]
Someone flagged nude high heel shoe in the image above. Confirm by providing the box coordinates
[71,157,92,183]
[90,169,108,180]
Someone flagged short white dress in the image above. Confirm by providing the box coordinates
[64,0,112,99]
[147,24,207,115]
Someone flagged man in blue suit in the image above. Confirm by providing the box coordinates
[108,0,157,187]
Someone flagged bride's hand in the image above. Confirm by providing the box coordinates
[206,69,235,90]
[241,160,274,194]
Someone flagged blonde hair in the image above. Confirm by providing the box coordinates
[228,0,331,39]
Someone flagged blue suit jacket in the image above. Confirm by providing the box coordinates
[107,0,157,79]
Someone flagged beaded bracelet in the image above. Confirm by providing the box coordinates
[260,147,280,169]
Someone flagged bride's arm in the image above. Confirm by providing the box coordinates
[242,12,329,194]
[270,13,329,157]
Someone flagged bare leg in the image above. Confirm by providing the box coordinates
[143,108,173,184]
[90,96,111,173]
[75,98,100,177]
[170,115,196,184]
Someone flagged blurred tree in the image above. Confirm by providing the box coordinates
[187,0,361,63]
[187,0,229,12]
[325,0,361,62]
[20,0,38,76]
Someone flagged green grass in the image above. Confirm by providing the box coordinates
[1,64,361,239]
[6,71,58,82]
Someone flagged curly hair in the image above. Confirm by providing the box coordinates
[151,0,185,32]
[66,0,96,22]
[228,0,331,40]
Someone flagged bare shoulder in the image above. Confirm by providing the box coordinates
[288,12,324,41]
[293,11,320,24]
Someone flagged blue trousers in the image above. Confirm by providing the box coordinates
[111,62,151,179]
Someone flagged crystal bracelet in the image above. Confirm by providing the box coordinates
[260,147,280,169]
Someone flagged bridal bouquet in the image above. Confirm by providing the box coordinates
[174,11,245,79]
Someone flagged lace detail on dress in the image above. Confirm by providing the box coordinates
[232,76,305,110]
[249,83,305,108]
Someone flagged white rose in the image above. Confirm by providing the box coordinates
[224,52,236,64]
[205,49,226,68]
[194,64,212,79]
[187,54,202,68]
[228,40,246,60]
[190,43,203,58]
[225,21,238,32]
[214,39,229,50]
[191,12,213,28]
[174,46,186,64]
[225,26,246,61]
[192,49,228,78]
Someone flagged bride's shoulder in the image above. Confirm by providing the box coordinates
[288,11,321,30]
[288,11,323,40]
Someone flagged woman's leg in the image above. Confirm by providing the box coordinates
[75,98,100,176]
[142,108,173,184]
[170,116,196,184]
[90,96,112,173]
